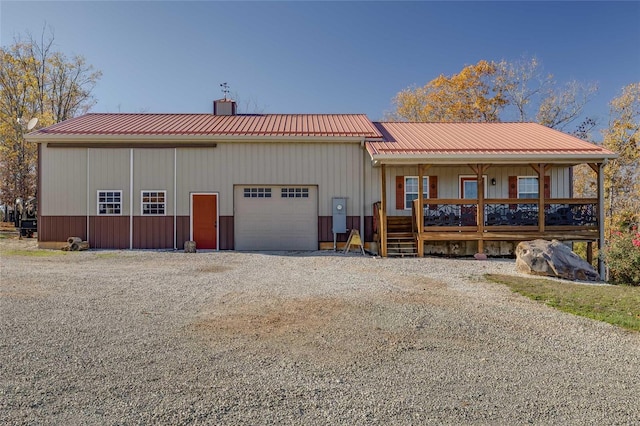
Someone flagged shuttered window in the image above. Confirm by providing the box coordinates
[396,176,438,210]
[508,176,551,199]
[518,177,539,199]
[404,176,429,210]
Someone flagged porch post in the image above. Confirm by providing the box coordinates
[417,164,425,257]
[597,162,606,279]
[380,164,387,257]
[536,163,546,233]
[476,164,485,254]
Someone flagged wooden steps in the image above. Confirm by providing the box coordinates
[387,232,417,257]
[384,216,417,257]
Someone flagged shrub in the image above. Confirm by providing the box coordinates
[605,226,640,285]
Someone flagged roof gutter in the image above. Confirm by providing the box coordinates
[25,133,372,144]
[369,152,618,165]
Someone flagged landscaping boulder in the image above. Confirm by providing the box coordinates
[184,241,197,253]
[515,239,599,281]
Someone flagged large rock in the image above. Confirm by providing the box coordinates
[515,239,600,281]
[184,241,197,253]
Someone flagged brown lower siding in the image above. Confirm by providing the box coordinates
[38,216,87,241]
[175,216,234,250]
[318,216,373,242]
[40,215,371,250]
[218,216,234,250]
[89,216,129,249]
[132,216,173,249]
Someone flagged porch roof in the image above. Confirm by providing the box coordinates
[367,122,617,164]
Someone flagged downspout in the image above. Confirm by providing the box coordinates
[37,144,41,243]
[360,139,366,247]
[86,149,90,241]
[129,149,133,250]
[173,148,177,250]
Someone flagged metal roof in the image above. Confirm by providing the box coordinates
[28,113,383,139]
[367,122,616,163]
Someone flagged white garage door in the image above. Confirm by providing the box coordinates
[234,185,318,250]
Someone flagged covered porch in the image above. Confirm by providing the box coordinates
[367,122,617,278]
[376,162,604,265]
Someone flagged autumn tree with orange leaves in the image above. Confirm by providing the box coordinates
[390,57,597,130]
[603,83,640,230]
[0,29,101,215]
[390,60,507,122]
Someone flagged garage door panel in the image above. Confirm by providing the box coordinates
[235,186,317,250]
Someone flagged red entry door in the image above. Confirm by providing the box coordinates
[192,194,217,249]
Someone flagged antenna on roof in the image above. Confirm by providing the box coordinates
[220,82,230,100]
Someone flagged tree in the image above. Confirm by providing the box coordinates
[603,82,640,230]
[0,29,101,209]
[494,56,598,130]
[535,80,598,131]
[571,118,599,198]
[389,60,506,122]
[390,56,598,131]
[494,56,553,122]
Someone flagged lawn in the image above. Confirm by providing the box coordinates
[486,274,640,332]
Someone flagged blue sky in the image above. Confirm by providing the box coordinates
[2,1,639,136]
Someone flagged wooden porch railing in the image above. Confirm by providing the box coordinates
[408,197,599,256]
[414,198,598,231]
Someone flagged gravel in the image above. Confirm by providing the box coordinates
[1,238,639,425]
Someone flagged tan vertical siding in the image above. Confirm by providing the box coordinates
[133,149,175,216]
[176,142,363,217]
[382,164,572,216]
[40,146,88,215]
[88,149,131,215]
[363,154,380,216]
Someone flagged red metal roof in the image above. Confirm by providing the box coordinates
[29,113,383,138]
[367,122,616,158]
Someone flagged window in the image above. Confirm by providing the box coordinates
[518,177,539,199]
[97,190,122,215]
[243,187,271,198]
[141,191,166,215]
[404,176,429,210]
[281,187,309,198]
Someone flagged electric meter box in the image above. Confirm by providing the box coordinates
[332,197,347,233]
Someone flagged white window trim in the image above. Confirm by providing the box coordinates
[97,190,123,216]
[404,176,429,210]
[517,176,539,199]
[141,190,167,216]
[458,175,488,199]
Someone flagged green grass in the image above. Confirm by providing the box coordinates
[0,249,66,257]
[486,274,640,332]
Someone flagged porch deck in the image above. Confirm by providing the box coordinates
[374,196,600,260]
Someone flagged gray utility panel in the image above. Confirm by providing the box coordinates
[332,197,347,234]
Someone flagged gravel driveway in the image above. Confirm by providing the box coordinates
[1,238,639,425]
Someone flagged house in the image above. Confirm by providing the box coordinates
[26,99,616,274]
